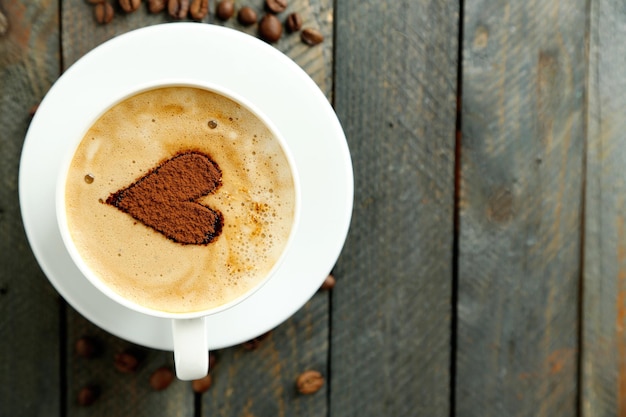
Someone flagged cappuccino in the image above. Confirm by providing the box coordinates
[64,86,296,313]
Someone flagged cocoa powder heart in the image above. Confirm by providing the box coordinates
[106,152,223,245]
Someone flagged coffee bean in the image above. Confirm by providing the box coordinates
[259,14,282,43]
[296,370,324,395]
[300,27,324,46]
[320,273,336,291]
[94,2,114,24]
[192,374,213,393]
[285,12,302,33]
[168,0,190,19]
[189,0,208,20]
[150,367,175,391]
[265,0,287,13]
[189,352,217,392]
[77,385,100,406]
[237,6,257,26]
[118,0,141,12]
[75,337,100,358]
[215,0,234,20]
[147,0,166,13]
[114,351,139,373]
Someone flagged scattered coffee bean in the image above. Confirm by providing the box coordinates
[147,0,166,12]
[114,351,139,373]
[285,12,302,33]
[118,0,141,12]
[75,336,100,358]
[259,14,282,43]
[77,385,100,406]
[192,374,213,393]
[242,330,272,350]
[209,352,217,370]
[301,28,324,46]
[215,0,234,20]
[94,2,114,24]
[320,273,336,291]
[296,370,324,394]
[237,6,257,26]
[150,367,175,391]
[189,0,208,20]
[265,0,287,14]
[168,0,190,19]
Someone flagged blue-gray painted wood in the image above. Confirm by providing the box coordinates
[457,1,585,416]
[582,0,626,415]
[331,0,458,415]
[0,1,62,416]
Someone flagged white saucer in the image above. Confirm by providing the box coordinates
[19,23,353,350]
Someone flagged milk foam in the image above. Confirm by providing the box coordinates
[64,87,296,313]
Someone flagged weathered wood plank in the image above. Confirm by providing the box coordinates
[60,2,191,415]
[457,1,585,415]
[331,0,458,416]
[581,0,626,416]
[0,1,62,415]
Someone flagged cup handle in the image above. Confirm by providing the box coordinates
[172,318,209,380]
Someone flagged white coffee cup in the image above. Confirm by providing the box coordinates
[56,80,300,380]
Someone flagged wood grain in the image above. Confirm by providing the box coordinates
[201,296,329,417]
[0,1,62,415]
[65,311,193,416]
[581,0,626,416]
[7,0,614,416]
[457,0,586,415]
[331,0,458,416]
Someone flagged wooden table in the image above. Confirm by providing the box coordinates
[1,0,624,416]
